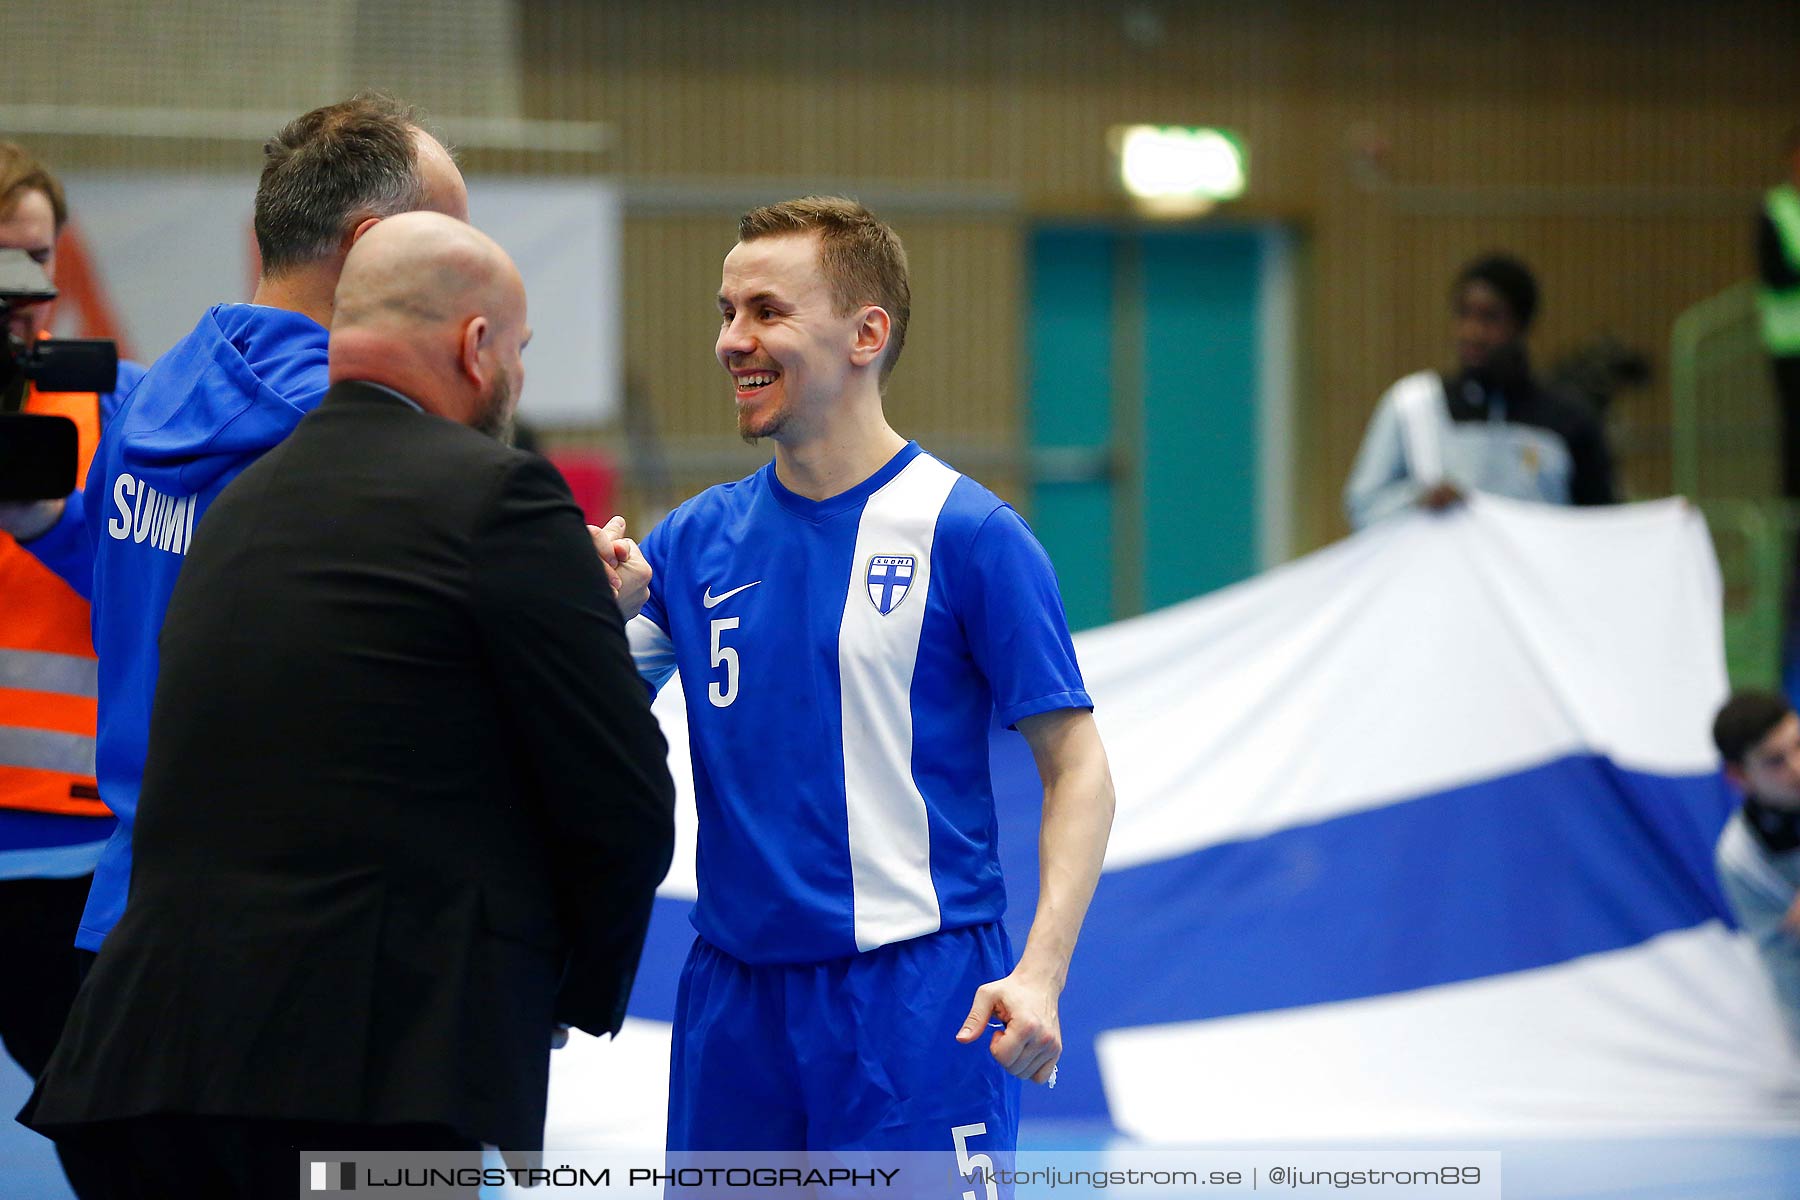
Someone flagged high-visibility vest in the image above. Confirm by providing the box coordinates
[0,383,106,818]
[1761,184,1800,357]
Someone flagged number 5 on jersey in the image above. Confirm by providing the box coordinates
[952,1123,997,1200]
[708,617,740,708]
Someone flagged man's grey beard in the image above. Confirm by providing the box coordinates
[474,376,516,442]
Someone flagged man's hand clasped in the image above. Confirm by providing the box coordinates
[588,514,651,620]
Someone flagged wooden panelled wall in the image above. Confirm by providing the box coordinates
[10,0,1799,551]
[520,0,1799,549]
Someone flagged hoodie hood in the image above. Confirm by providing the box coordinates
[119,304,329,494]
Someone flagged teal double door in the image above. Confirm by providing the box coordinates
[1027,224,1294,629]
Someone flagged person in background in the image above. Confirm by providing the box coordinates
[0,141,145,1199]
[1343,253,1616,530]
[1756,126,1800,498]
[1712,690,1800,1049]
[1751,129,1800,701]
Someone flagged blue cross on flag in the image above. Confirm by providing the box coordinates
[866,554,916,615]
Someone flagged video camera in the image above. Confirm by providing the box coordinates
[0,247,118,501]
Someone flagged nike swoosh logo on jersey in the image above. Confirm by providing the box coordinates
[702,580,762,608]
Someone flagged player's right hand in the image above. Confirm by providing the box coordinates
[957,974,1062,1086]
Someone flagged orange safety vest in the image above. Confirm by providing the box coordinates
[0,382,107,818]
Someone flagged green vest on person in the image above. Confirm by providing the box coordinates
[1763,184,1800,356]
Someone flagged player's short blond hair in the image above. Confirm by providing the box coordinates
[738,196,910,386]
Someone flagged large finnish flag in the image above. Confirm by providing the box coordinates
[546,495,1800,1146]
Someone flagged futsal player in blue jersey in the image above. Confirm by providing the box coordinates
[619,197,1116,1156]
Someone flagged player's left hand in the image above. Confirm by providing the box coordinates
[588,515,653,620]
[956,970,1062,1085]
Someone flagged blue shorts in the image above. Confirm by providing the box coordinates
[666,922,1022,1153]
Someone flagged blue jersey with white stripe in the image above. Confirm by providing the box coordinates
[633,442,1090,964]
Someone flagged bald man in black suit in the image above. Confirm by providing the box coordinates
[25,213,675,1197]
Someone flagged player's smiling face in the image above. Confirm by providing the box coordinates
[716,232,860,442]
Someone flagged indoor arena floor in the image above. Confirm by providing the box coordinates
[4,1058,1798,1198]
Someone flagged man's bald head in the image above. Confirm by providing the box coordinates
[335,212,516,330]
[329,212,530,437]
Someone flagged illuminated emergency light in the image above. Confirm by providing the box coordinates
[1115,125,1246,214]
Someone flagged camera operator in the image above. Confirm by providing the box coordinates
[0,140,144,1197]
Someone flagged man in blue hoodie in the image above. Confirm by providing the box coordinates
[71,93,468,959]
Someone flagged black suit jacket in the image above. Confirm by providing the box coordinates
[27,381,675,1148]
